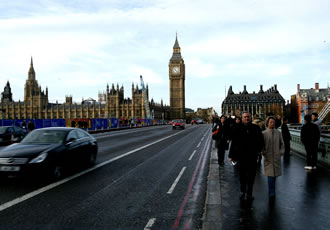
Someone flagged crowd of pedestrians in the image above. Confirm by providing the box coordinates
[212,111,322,207]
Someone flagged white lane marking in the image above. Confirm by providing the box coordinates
[201,137,204,141]
[144,218,156,230]
[0,130,184,212]
[188,150,197,161]
[94,126,164,139]
[197,142,201,148]
[167,167,186,194]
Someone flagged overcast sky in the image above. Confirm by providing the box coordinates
[0,0,329,115]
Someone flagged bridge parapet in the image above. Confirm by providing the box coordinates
[289,128,330,168]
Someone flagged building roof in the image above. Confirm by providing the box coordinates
[298,88,330,101]
[223,85,285,104]
[170,34,183,61]
[170,53,183,61]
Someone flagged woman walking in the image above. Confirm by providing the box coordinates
[262,116,285,202]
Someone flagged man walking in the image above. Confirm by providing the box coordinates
[301,115,320,170]
[312,112,322,133]
[275,115,282,129]
[229,111,264,204]
[281,117,291,158]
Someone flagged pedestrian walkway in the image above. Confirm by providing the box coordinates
[203,143,330,230]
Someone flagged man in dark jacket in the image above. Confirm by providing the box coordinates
[229,111,264,203]
[301,114,320,170]
[312,112,322,133]
[281,117,291,158]
[275,115,282,129]
[27,120,35,132]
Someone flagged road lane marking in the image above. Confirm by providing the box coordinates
[0,130,185,212]
[167,167,186,194]
[144,218,156,230]
[201,137,204,141]
[197,142,201,148]
[172,129,212,229]
[188,150,196,161]
[94,126,164,139]
[184,219,192,230]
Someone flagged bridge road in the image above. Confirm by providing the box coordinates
[203,142,330,230]
[0,124,212,229]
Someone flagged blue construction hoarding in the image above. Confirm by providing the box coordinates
[0,118,166,130]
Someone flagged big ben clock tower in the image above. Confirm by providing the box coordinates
[169,34,185,119]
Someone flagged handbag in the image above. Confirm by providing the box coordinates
[212,129,219,140]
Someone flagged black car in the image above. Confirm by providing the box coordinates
[0,127,98,179]
[0,126,27,145]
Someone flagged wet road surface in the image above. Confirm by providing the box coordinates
[0,125,211,229]
[218,151,330,230]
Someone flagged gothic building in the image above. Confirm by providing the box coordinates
[222,84,285,118]
[1,81,13,103]
[0,35,185,121]
[0,59,170,120]
[169,34,185,119]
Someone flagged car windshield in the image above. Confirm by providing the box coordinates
[21,130,67,144]
[0,127,8,134]
[174,120,183,123]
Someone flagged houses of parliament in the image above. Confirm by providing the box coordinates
[0,36,186,121]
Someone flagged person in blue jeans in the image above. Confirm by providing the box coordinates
[262,116,285,202]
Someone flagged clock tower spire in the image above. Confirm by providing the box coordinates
[169,34,185,119]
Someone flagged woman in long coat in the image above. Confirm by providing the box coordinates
[262,116,285,200]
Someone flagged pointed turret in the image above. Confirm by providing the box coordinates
[173,33,180,49]
[171,33,182,61]
[227,86,234,95]
[258,85,264,94]
[1,80,13,103]
[28,57,35,80]
[242,85,248,94]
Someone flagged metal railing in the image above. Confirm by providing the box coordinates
[289,128,330,168]
[319,102,329,122]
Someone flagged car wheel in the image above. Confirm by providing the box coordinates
[172,127,175,130]
[87,152,97,167]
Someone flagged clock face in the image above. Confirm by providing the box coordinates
[172,66,180,75]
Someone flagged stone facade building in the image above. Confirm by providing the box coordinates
[196,107,215,123]
[0,58,170,120]
[0,35,186,121]
[292,83,330,124]
[222,84,285,119]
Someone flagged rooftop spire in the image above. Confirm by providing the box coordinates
[227,85,234,95]
[171,33,182,61]
[28,56,36,80]
[173,32,180,49]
